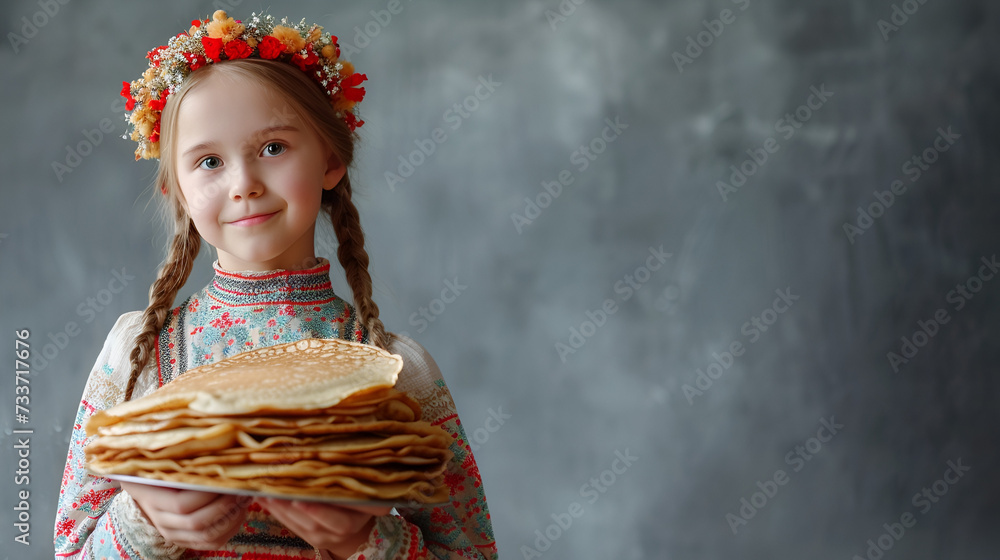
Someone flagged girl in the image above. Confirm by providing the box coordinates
[54,10,497,560]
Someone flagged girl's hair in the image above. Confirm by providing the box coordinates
[124,58,390,401]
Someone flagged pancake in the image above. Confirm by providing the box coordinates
[86,337,405,434]
[83,337,452,503]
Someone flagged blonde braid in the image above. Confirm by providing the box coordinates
[123,215,201,401]
[325,177,390,351]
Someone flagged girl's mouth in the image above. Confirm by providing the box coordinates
[229,211,278,226]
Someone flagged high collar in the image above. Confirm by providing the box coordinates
[205,257,341,307]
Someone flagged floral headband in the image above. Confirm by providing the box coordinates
[120,10,368,161]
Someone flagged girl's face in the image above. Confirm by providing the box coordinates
[173,72,345,272]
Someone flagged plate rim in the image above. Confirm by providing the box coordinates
[90,471,448,507]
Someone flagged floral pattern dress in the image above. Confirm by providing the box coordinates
[54,258,498,559]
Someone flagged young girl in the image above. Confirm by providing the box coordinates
[54,11,497,560]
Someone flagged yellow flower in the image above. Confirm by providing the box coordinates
[270,25,305,53]
[207,15,244,43]
[212,10,228,22]
[138,120,154,138]
[130,106,156,128]
[321,44,337,61]
[245,36,258,48]
[142,67,157,81]
[339,61,355,77]
[306,25,322,43]
[138,141,159,160]
[333,96,356,112]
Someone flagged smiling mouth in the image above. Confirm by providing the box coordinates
[229,211,279,226]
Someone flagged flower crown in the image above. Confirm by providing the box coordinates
[120,10,368,161]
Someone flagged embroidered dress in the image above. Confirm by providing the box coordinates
[54,257,498,560]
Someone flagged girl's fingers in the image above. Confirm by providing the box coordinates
[168,489,237,515]
[264,498,329,531]
[337,503,394,517]
[160,498,249,549]
[263,498,359,537]
[164,520,242,551]
[121,481,227,517]
[158,493,249,533]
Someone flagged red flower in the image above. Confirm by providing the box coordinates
[224,38,252,60]
[201,36,224,61]
[183,51,207,71]
[430,509,455,524]
[343,111,364,131]
[79,488,116,509]
[291,48,319,71]
[120,81,136,111]
[56,517,76,537]
[148,96,167,112]
[341,73,367,102]
[258,35,284,59]
[146,45,167,67]
[150,121,161,143]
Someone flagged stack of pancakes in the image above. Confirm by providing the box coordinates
[84,337,452,504]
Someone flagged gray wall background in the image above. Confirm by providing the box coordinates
[2,0,998,558]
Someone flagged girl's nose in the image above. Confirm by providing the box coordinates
[227,164,264,200]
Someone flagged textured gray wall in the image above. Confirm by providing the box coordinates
[1,0,998,558]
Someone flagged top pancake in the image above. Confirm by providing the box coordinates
[87,338,403,433]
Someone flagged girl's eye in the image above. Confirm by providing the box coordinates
[263,142,286,157]
[198,156,221,170]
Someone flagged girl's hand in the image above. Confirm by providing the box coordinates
[258,496,392,559]
[120,480,251,550]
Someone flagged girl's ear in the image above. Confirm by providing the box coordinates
[323,148,347,191]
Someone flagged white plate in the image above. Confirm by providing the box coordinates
[91,471,447,507]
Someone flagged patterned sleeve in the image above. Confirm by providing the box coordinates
[54,311,186,560]
[335,333,498,560]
